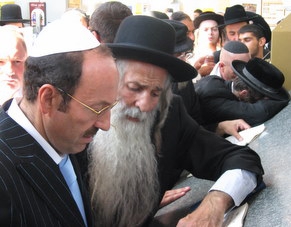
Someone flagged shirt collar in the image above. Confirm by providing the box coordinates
[6,98,63,164]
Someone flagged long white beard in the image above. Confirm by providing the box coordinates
[88,101,160,227]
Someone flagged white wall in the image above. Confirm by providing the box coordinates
[15,0,67,24]
[12,0,227,24]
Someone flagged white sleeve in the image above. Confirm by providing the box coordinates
[209,169,257,206]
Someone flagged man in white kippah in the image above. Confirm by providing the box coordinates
[0,18,119,227]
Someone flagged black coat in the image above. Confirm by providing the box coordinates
[172,81,203,124]
[195,76,289,126]
[157,95,264,195]
[0,102,93,227]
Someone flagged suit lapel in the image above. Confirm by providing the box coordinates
[0,108,87,226]
[17,154,85,227]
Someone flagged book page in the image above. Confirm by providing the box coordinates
[225,124,265,146]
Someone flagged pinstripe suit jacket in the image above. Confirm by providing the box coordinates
[0,102,94,227]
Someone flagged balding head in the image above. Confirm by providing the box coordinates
[219,41,250,80]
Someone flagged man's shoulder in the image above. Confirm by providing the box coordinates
[195,76,226,95]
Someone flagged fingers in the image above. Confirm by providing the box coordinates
[159,187,191,208]
[236,119,251,130]
[232,131,243,141]
[164,186,191,197]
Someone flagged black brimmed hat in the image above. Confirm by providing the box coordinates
[232,58,290,101]
[246,11,272,43]
[222,5,256,26]
[108,15,197,82]
[164,19,193,53]
[0,4,30,25]
[194,11,224,29]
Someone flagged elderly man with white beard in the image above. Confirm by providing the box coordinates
[87,15,264,227]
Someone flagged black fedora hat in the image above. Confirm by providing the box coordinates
[163,19,193,53]
[0,4,30,24]
[107,15,197,82]
[232,58,290,101]
[222,5,256,26]
[246,11,271,43]
[194,11,224,29]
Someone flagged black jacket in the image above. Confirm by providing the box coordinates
[157,95,263,194]
[195,76,289,126]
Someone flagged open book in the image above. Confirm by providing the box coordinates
[225,124,265,146]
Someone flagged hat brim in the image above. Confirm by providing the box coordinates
[220,14,258,27]
[194,14,224,28]
[108,43,197,82]
[0,19,30,23]
[232,60,290,101]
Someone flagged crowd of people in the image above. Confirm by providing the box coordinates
[0,1,289,227]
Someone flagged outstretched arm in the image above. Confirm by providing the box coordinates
[177,190,232,227]
[177,169,257,226]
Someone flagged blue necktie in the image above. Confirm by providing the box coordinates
[59,155,87,226]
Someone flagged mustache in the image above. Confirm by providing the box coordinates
[83,127,99,137]
[122,106,150,122]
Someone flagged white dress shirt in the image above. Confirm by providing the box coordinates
[7,98,63,164]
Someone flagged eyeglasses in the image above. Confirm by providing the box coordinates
[56,87,118,116]
[176,52,193,61]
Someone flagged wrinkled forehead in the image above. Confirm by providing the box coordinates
[122,60,168,87]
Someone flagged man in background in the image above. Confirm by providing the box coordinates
[171,11,195,42]
[193,8,203,22]
[0,4,30,28]
[222,4,251,42]
[238,24,267,59]
[210,41,251,80]
[196,57,290,126]
[0,27,27,105]
[89,1,132,43]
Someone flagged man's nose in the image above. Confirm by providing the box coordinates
[135,93,156,113]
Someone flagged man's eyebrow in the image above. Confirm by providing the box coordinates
[155,87,163,91]
[128,81,164,91]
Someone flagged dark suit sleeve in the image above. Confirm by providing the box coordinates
[200,95,288,126]
[158,96,264,192]
[195,76,289,126]
[0,186,23,226]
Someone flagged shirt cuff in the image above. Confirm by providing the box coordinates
[210,169,257,206]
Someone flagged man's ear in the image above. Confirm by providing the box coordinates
[238,89,248,100]
[38,85,60,115]
[91,30,102,42]
[259,37,266,47]
[219,62,225,72]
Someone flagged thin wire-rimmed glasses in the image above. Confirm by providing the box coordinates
[56,87,118,116]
